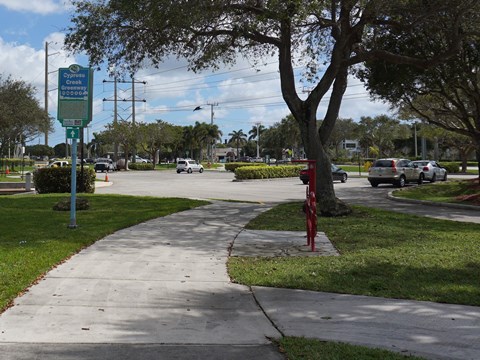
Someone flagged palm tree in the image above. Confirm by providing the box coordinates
[248,123,266,158]
[248,124,265,141]
[228,129,247,159]
[204,123,223,162]
[182,125,196,159]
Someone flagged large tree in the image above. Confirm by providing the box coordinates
[358,25,480,178]
[65,0,478,215]
[0,75,52,157]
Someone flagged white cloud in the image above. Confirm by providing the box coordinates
[0,33,80,111]
[0,0,66,15]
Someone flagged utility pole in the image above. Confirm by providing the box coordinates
[44,42,59,146]
[207,102,218,162]
[255,122,261,159]
[44,42,48,146]
[103,77,146,162]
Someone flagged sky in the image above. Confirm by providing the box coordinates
[0,0,392,148]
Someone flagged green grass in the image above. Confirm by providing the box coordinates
[0,194,208,311]
[277,337,424,360]
[393,179,480,205]
[155,163,177,170]
[228,202,480,306]
[0,176,24,183]
[337,164,366,173]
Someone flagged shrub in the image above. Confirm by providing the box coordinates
[34,167,95,194]
[128,162,155,170]
[235,165,304,180]
[225,162,267,172]
[440,162,460,173]
[0,158,34,170]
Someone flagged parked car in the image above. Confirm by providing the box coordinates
[368,158,422,187]
[176,159,204,173]
[47,160,69,168]
[300,164,348,184]
[130,155,149,163]
[412,160,447,182]
[94,158,116,172]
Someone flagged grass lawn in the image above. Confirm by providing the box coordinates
[277,337,424,360]
[155,163,177,170]
[228,202,480,306]
[393,179,480,206]
[0,176,24,183]
[0,194,208,312]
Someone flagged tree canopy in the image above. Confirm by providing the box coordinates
[0,75,52,157]
[65,0,480,215]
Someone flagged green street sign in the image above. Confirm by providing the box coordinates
[58,64,93,128]
[66,127,80,139]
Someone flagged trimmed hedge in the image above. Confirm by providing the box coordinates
[1,158,34,169]
[34,167,96,194]
[225,162,268,172]
[235,165,304,180]
[440,162,460,173]
[128,162,155,170]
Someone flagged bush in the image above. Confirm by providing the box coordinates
[225,162,267,172]
[235,165,304,180]
[0,158,34,170]
[440,162,460,173]
[34,167,95,194]
[128,162,155,170]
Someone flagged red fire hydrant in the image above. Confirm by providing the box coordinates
[294,160,317,251]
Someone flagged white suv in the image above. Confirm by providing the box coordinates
[176,159,204,173]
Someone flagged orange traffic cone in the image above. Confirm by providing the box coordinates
[105,173,109,182]
[5,166,10,175]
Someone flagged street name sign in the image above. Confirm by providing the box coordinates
[57,64,93,128]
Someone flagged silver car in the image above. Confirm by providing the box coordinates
[176,159,204,173]
[412,160,447,182]
[368,158,422,188]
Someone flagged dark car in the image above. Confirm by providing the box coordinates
[300,164,348,184]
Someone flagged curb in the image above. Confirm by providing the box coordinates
[387,190,479,211]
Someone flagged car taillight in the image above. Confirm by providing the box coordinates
[423,166,429,171]
[391,160,397,173]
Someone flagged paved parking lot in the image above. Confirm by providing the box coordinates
[95,169,479,223]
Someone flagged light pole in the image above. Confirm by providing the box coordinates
[255,122,261,159]
[194,102,219,163]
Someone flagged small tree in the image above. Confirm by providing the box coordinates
[228,130,247,159]
[104,120,139,170]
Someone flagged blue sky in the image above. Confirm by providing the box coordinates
[0,0,391,148]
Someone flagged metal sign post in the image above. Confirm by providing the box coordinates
[69,139,78,229]
[57,64,93,229]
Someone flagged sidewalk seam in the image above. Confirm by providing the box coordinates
[250,287,285,338]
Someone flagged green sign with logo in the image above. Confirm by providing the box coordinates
[57,64,93,128]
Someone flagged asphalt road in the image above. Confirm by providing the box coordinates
[95,170,479,223]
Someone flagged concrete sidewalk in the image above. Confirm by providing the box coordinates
[0,202,479,359]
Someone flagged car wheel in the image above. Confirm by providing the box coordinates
[396,176,406,188]
[187,168,192,173]
[442,172,447,181]
[370,181,378,187]
[199,168,204,173]
[176,170,181,174]
[302,180,309,185]
[341,173,347,183]
[418,173,424,185]
[431,173,436,183]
